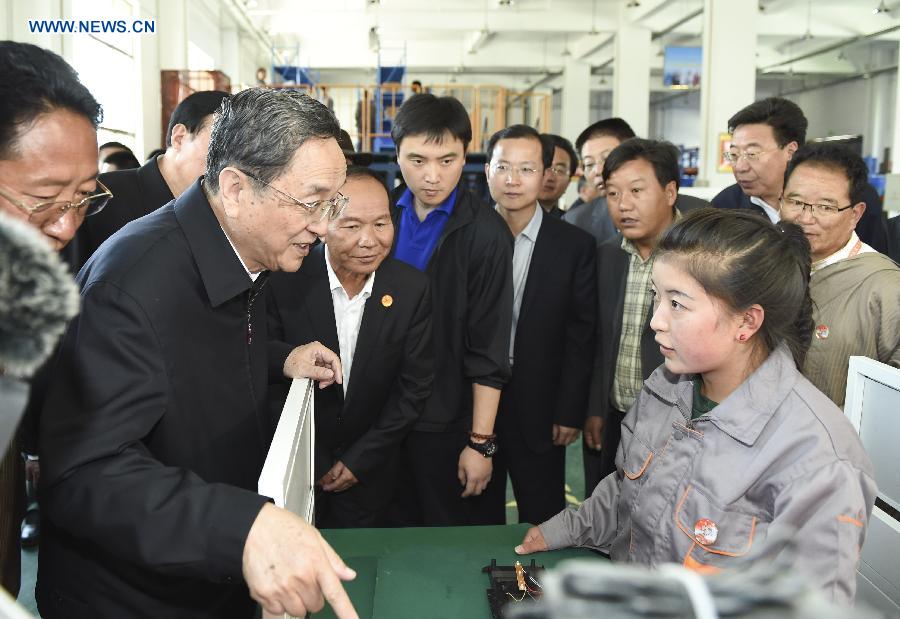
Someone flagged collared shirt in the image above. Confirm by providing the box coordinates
[220,225,262,282]
[394,187,457,272]
[750,195,780,223]
[611,210,683,412]
[497,204,543,365]
[811,231,877,273]
[325,246,376,394]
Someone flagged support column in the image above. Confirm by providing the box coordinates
[561,58,590,146]
[8,0,63,54]
[220,27,240,86]
[612,24,650,137]
[561,58,590,207]
[697,0,757,188]
[158,0,188,70]
[137,0,162,158]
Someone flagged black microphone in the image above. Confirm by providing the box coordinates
[0,213,79,455]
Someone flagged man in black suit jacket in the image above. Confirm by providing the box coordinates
[75,90,229,269]
[582,139,682,497]
[711,97,888,252]
[480,126,597,524]
[38,89,357,619]
[268,168,433,528]
[0,41,103,598]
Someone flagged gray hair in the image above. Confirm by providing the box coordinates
[204,88,341,193]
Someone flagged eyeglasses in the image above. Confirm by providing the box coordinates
[244,172,349,221]
[724,149,776,164]
[780,197,855,217]
[549,164,571,177]
[490,163,540,178]
[0,181,112,223]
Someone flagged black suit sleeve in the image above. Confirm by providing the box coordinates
[464,220,513,389]
[40,281,267,583]
[340,282,433,482]
[266,286,295,383]
[552,236,598,429]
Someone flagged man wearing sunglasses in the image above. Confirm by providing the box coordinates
[0,40,105,598]
[38,89,358,619]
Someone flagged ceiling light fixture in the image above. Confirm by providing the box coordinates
[626,0,641,8]
[873,1,890,14]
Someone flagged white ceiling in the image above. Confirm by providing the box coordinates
[240,0,900,89]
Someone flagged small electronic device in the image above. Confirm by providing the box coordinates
[483,558,545,619]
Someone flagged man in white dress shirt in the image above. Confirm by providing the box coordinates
[476,125,597,524]
[267,167,434,527]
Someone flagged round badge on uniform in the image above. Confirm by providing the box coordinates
[693,518,718,545]
[815,324,829,339]
[381,294,393,308]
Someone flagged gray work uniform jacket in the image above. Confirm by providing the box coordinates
[540,344,877,605]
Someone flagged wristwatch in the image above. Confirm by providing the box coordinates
[467,438,498,458]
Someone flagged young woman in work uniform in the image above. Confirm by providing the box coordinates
[516,209,876,605]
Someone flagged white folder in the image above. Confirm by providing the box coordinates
[258,377,316,522]
[257,378,316,619]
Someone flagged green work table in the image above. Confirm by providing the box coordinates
[314,523,603,619]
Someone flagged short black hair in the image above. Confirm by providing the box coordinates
[0,41,102,158]
[391,94,472,152]
[486,125,552,170]
[102,150,140,170]
[99,141,132,153]
[542,133,578,175]
[345,166,389,196]
[784,142,870,207]
[574,118,636,154]
[601,138,680,191]
[728,97,808,147]
[166,90,230,147]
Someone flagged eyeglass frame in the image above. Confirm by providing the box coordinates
[779,196,857,217]
[0,180,113,222]
[242,171,349,221]
[724,148,782,164]
[547,164,571,177]
[489,162,541,178]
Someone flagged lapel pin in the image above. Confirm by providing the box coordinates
[815,324,829,339]
[381,294,393,308]
[693,518,718,545]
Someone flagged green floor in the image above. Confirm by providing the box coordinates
[17,442,585,615]
[505,440,584,523]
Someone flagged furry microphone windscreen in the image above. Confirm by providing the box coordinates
[0,213,79,378]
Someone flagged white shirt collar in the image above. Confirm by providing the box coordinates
[219,225,261,281]
[494,202,543,241]
[324,244,376,300]
[749,195,781,224]
[811,231,876,273]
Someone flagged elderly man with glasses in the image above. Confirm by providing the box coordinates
[780,141,900,407]
[37,88,358,619]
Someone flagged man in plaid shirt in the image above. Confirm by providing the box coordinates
[583,139,683,496]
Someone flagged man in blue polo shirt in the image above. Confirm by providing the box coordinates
[387,94,514,526]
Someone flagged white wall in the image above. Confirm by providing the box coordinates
[650,90,701,147]
[770,73,896,162]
